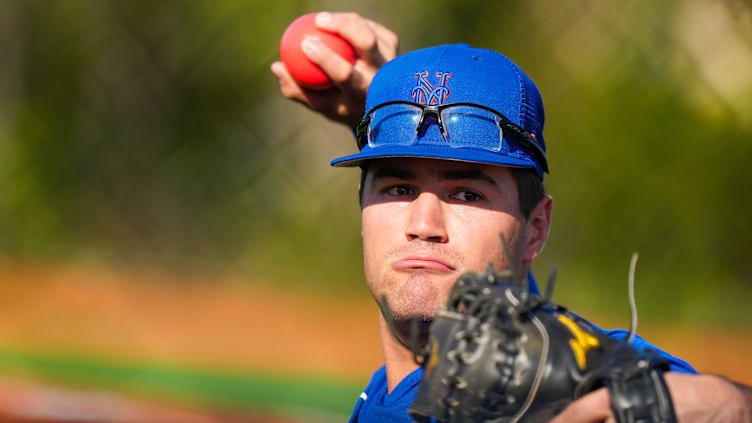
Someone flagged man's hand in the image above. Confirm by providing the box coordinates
[271,12,399,128]
[549,373,752,423]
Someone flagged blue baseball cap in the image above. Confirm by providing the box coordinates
[330,44,548,179]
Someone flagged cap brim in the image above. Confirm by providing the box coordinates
[331,144,542,178]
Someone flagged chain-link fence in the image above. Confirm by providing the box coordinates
[0,0,750,322]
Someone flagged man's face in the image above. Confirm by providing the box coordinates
[360,158,528,321]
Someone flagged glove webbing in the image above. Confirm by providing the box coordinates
[440,278,535,421]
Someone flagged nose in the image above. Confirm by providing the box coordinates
[405,191,449,243]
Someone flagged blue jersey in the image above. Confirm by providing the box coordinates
[348,331,696,423]
[348,275,696,423]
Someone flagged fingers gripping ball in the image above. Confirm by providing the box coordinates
[280,13,356,90]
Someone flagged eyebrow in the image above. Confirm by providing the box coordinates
[370,166,498,187]
[439,169,498,187]
[371,166,416,181]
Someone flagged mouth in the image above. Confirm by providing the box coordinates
[393,256,455,272]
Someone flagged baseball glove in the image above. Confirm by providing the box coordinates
[384,255,676,423]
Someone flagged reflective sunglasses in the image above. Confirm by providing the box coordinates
[356,101,548,173]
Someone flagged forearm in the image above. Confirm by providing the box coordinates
[665,373,752,423]
[551,373,752,423]
[729,379,752,423]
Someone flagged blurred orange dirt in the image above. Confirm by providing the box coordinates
[0,258,750,421]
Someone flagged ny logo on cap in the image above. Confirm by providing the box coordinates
[411,71,452,105]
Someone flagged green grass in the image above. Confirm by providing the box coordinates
[0,347,361,421]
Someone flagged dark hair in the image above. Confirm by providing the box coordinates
[358,164,545,219]
[511,167,546,218]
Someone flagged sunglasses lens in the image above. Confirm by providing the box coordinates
[368,103,422,147]
[440,105,503,152]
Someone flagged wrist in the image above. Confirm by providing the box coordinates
[706,374,752,423]
[730,379,752,423]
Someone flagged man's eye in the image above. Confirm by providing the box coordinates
[386,186,415,197]
[451,190,482,202]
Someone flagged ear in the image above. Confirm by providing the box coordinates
[358,181,363,209]
[522,195,553,263]
[358,182,364,237]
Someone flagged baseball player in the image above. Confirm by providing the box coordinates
[271,12,752,423]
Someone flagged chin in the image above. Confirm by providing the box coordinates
[370,270,454,319]
[387,296,443,322]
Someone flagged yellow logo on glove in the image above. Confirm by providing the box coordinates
[557,315,599,369]
[424,339,440,376]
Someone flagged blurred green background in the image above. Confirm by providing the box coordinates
[0,0,750,420]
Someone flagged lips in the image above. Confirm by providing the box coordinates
[393,256,455,272]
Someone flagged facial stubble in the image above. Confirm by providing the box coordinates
[373,225,527,347]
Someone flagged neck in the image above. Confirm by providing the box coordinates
[378,313,421,393]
